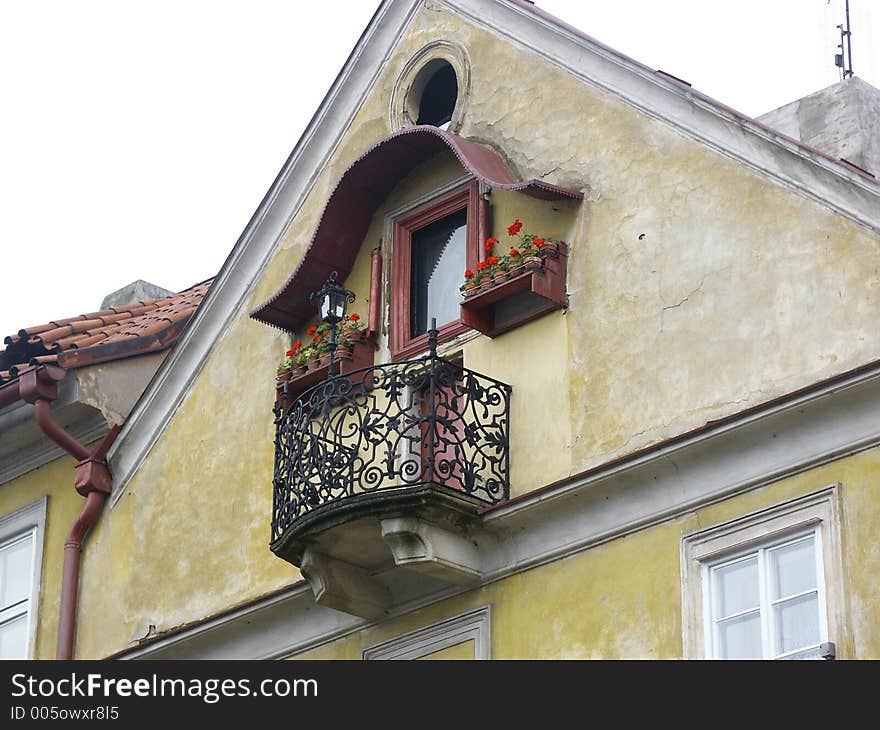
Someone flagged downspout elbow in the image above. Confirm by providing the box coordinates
[33,399,92,462]
[67,490,107,546]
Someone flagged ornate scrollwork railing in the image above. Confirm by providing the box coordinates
[271,335,511,543]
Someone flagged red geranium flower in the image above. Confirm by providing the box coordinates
[307,325,317,335]
[485,237,498,253]
[464,269,474,278]
[487,256,499,265]
[509,248,520,257]
[533,237,546,247]
[312,335,320,343]
[508,219,522,236]
[286,349,294,357]
[476,261,488,270]
[293,341,302,350]
[349,313,360,321]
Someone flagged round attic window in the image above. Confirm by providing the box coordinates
[414,60,457,128]
[390,41,470,133]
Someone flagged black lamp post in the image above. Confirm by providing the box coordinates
[309,272,355,377]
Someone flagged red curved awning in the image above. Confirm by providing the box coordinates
[250,125,583,331]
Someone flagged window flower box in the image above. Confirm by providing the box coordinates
[460,246,567,336]
[275,339,376,407]
[459,220,568,337]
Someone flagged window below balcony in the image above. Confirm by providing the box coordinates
[681,486,844,660]
[363,606,491,659]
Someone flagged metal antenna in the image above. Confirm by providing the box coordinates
[834,0,854,79]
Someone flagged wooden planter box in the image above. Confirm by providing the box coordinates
[276,340,375,407]
[460,244,567,337]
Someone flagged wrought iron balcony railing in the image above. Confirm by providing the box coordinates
[271,331,512,546]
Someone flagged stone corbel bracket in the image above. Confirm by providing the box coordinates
[381,516,483,585]
[300,548,391,620]
[297,516,489,620]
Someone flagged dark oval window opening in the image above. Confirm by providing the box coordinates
[416,63,458,128]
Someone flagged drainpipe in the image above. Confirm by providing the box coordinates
[19,366,120,659]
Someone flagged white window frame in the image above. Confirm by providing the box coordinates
[681,486,845,659]
[0,497,47,659]
[363,605,490,660]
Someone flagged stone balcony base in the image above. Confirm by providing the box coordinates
[272,485,494,619]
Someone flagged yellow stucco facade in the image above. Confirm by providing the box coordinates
[4,1,880,660]
[287,449,879,659]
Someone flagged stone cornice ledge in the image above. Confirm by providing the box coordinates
[106,0,423,506]
[119,360,880,659]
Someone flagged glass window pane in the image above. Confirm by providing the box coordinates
[0,534,33,610]
[410,209,467,338]
[774,592,820,656]
[770,536,816,600]
[717,611,762,659]
[713,556,759,618]
[0,614,28,660]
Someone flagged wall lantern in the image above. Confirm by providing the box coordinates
[310,271,355,324]
[309,272,356,376]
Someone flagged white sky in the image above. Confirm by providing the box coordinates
[1,0,877,340]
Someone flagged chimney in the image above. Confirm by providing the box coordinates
[757,77,880,178]
[100,280,173,310]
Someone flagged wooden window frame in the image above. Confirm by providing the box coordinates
[391,180,484,361]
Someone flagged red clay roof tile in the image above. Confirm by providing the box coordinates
[0,278,213,387]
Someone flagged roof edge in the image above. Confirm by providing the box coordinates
[55,316,191,371]
[502,0,880,186]
[450,0,880,231]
